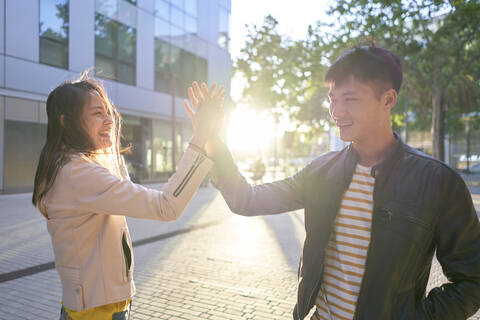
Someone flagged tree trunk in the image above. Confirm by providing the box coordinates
[432,88,445,161]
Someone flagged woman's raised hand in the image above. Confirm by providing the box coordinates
[183,81,226,147]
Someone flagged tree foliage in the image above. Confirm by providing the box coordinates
[235,15,330,135]
[325,0,480,160]
[234,1,480,160]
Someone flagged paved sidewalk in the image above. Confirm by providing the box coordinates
[0,186,479,319]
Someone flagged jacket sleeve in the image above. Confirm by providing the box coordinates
[209,141,307,216]
[69,147,213,221]
[417,173,480,319]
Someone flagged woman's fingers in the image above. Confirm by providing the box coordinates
[200,82,209,98]
[192,81,205,103]
[187,87,200,108]
[208,83,217,98]
[183,100,195,121]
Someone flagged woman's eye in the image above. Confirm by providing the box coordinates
[346,98,357,102]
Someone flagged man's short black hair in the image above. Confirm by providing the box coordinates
[324,45,403,94]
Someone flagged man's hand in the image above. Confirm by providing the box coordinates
[183,82,225,148]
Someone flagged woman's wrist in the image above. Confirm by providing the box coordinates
[190,134,207,148]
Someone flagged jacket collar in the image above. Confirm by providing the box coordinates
[345,131,404,179]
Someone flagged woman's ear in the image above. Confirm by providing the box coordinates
[59,114,65,128]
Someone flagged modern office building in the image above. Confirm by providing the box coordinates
[0,0,232,193]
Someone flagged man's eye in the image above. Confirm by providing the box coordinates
[345,98,357,102]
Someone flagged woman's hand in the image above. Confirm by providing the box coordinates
[183,82,226,148]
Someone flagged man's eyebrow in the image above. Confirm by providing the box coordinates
[328,90,358,98]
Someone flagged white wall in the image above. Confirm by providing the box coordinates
[137,8,154,90]
[1,0,231,119]
[0,96,4,192]
[6,0,39,62]
[69,0,95,72]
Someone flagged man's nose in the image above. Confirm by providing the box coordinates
[330,101,346,119]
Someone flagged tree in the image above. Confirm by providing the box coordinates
[234,15,330,136]
[325,0,480,160]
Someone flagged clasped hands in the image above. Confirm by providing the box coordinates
[184,81,225,157]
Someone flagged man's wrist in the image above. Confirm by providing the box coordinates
[205,136,224,158]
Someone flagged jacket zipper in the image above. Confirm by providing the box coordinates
[382,207,430,230]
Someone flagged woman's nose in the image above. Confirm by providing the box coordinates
[104,115,114,125]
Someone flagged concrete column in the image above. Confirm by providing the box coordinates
[137,7,154,90]
[69,0,95,72]
[5,0,39,62]
[0,96,4,192]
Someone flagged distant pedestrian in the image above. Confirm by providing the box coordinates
[188,44,480,319]
[32,75,224,319]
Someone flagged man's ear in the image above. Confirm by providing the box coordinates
[383,88,397,111]
[59,114,65,128]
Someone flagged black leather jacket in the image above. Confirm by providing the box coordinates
[211,135,480,320]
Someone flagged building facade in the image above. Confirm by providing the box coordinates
[0,0,232,193]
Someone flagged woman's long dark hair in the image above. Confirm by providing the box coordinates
[32,74,126,217]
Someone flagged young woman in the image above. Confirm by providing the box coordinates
[32,76,224,320]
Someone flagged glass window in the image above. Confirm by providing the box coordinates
[153,119,173,178]
[185,0,197,17]
[171,6,184,29]
[155,0,170,21]
[218,7,230,50]
[154,39,171,93]
[122,116,153,183]
[154,17,170,40]
[194,55,207,83]
[117,23,136,62]
[39,0,69,69]
[96,0,118,19]
[95,13,136,86]
[154,39,207,98]
[125,0,136,4]
[170,45,185,96]
[118,0,137,27]
[4,121,47,193]
[185,15,197,34]
[171,0,184,11]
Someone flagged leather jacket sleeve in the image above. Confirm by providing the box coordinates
[69,147,212,221]
[417,174,480,319]
[209,140,308,216]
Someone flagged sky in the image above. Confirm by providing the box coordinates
[229,0,334,60]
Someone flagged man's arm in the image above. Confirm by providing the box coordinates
[207,138,308,216]
[417,174,480,319]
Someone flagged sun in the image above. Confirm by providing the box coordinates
[226,105,276,155]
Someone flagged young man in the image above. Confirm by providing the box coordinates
[189,46,480,319]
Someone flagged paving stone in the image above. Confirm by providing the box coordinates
[1,188,479,319]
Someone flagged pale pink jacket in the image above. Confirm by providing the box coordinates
[44,147,212,311]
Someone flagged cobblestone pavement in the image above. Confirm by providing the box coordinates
[0,186,479,319]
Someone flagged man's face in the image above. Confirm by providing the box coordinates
[328,76,387,143]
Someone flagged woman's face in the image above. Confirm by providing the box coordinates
[82,91,114,150]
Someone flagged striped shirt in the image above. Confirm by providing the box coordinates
[312,164,374,320]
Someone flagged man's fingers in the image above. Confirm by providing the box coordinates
[213,86,226,100]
